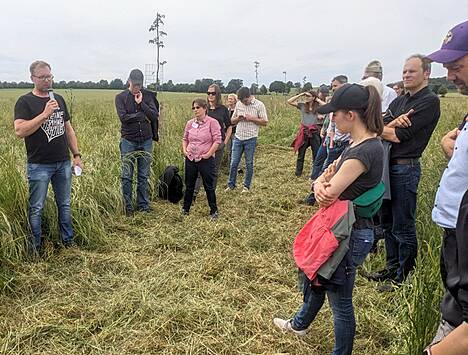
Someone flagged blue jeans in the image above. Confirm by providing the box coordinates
[120,138,153,212]
[292,228,374,355]
[27,160,73,250]
[383,163,421,282]
[228,137,257,189]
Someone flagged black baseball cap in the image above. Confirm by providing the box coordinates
[317,84,369,114]
[128,69,144,86]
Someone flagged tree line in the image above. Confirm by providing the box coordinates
[0,77,456,94]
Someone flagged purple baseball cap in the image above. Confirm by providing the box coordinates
[427,20,468,64]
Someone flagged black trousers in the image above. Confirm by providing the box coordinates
[296,133,321,176]
[183,157,217,214]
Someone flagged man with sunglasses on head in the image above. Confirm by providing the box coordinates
[115,69,159,216]
[226,87,268,193]
[14,60,82,253]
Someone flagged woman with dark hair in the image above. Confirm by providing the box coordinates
[182,98,221,219]
[288,90,325,176]
[193,84,231,197]
[274,84,384,355]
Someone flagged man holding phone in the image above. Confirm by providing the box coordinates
[115,69,159,216]
[226,87,268,193]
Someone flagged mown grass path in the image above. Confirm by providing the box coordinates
[0,144,401,354]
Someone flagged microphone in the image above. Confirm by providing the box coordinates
[48,89,60,111]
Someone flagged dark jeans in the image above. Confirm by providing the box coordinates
[120,138,153,212]
[183,157,218,214]
[27,160,73,250]
[194,142,225,195]
[292,228,374,355]
[296,132,321,176]
[383,163,421,282]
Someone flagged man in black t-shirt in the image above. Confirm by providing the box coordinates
[115,69,159,215]
[14,60,82,252]
[369,54,441,290]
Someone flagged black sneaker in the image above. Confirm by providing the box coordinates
[209,211,219,221]
[137,206,153,213]
[377,280,401,293]
[366,268,397,282]
[63,240,78,249]
[125,209,134,217]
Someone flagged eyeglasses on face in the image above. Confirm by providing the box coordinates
[206,92,216,96]
[33,75,54,82]
[192,106,202,110]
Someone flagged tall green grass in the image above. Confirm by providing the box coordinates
[0,89,466,353]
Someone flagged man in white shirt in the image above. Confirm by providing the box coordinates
[226,87,268,193]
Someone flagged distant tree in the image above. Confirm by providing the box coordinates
[98,79,109,89]
[200,78,214,93]
[110,78,125,90]
[161,80,175,92]
[269,81,286,94]
[193,79,203,92]
[213,80,225,92]
[226,79,243,93]
[293,82,301,91]
[259,84,268,95]
[250,83,258,95]
[431,84,441,95]
[303,82,313,92]
[438,85,448,97]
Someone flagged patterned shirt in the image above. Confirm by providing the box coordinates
[183,115,221,161]
[232,98,268,140]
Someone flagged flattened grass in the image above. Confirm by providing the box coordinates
[0,90,466,354]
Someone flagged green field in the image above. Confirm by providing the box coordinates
[0,89,466,354]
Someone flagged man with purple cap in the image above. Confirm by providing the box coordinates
[423,20,468,354]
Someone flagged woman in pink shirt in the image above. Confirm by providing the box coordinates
[182,98,221,219]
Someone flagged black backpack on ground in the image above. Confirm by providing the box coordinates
[158,166,184,203]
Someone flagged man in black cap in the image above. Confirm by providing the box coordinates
[423,20,468,353]
[115,69,159,215]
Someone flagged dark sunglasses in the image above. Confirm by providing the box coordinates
[192,106,202,110]
[206,92,216,96]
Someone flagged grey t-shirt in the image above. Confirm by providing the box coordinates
[336,137,384,201]
[297,103,319,125]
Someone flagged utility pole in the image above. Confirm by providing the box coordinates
[283,71,287,95]
[149,13,167,91]
[254,61,260,86]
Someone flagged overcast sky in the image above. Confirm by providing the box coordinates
[1,1,466,86]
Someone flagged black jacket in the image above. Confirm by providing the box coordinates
[115,88,159,142]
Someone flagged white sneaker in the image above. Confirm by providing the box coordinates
[224,186,235,192]
[241,186,250,193]
[273,318,307,336]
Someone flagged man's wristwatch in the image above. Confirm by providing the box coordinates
[73,153,82,159]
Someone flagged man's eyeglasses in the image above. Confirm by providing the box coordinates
[33,75,54,82]
[192,106,202,110]
[206,92,216,96]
